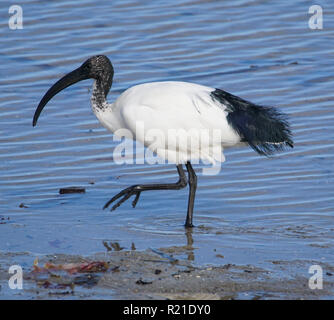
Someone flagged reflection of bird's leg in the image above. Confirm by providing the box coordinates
[186,228,194,247]
[103,164,187,211]
[185,228,195,261]
[185,161,197,228]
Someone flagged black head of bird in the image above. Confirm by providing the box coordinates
[33,55,114,127]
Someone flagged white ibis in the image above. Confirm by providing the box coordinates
[33,55,293,228]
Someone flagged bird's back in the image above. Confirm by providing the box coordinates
[116,81,213,109]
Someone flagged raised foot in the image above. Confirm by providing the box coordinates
[103,185,141,211]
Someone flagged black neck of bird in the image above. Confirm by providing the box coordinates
[91,74,113,109]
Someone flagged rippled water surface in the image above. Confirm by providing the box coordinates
[1,0,334,288]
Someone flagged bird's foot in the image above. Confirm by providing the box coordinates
[103,185,141,211]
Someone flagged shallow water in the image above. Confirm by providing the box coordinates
[1,0,334,297]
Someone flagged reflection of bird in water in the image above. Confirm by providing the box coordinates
[33,55,293,228]
[185,229,194,261]
[148,229,194,262]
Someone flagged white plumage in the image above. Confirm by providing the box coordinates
[93,81,241,164]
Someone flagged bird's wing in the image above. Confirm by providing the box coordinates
[112,82,241,164]
[117,82,240,145]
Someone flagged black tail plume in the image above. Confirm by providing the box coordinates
[211,89,293,156]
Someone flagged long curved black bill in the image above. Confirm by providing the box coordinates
[33,67,88,126]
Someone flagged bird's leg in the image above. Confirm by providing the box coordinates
[103,164,187,211]
[185,161,197,228]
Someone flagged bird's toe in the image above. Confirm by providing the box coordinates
[104,185,141,211]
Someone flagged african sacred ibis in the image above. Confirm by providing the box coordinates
[33,55,293,228]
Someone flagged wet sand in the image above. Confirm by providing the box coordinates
[1,247,333,300]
